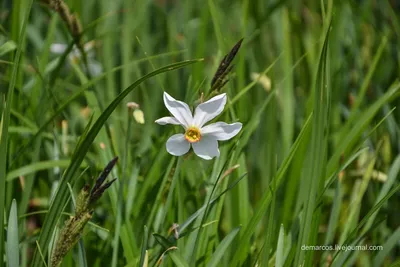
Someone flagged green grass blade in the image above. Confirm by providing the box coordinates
[6,199,19,267]
[275,224,285,267]
[160,157,183,226]
[206,226,241,267]
[77,240,88,267]
[179,173,248,233]
[279,8,294,154]
[207,0,224,51]
[139,226,149,267]
[373,226,400,267]
[6,160,87,181]
[294,19,331,266]
[363,155,400,231]
[327,82,400,174]
[338,157,375,244]
[331,183,400,265]
[169,250,190,267]
[0,40,17,56]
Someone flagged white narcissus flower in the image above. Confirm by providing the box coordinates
[155,92,242,160]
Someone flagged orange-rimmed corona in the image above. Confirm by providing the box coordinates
[184,127,201,143]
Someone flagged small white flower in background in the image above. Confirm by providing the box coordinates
[50,40,103,76]
[127,102,145,124]
[126,102,140,109]
[155,92,242,160]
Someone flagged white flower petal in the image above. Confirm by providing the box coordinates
[193,93,227,127]
[155,116,181,125]
[50,43,68,54]
[192,136,220,160]
[201,122,242,140]
[166,134,190,156]
[164,92,193,128]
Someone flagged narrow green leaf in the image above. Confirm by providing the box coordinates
[207,0,224,51]
[6,160,88,181]
[153,234,173,249]
[275,224,285,267]
[327,82,400,174]
[295,20,331,266]
[207,226,241,267]
[139,226,149,267]
[0,40,17,56]
[7,199,19,267]
[355,38,387,108]
[339,157,375,244]
[331,183,400,264]
[77,240,88,267]
[169,250,190,267]
[179,173,248,233]
[160,157,183,226]
[373,226,400,266]
[363,155,400,231]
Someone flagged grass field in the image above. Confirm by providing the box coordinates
[1,0,400,266]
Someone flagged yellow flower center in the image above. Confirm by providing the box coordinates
[184,127,201,143]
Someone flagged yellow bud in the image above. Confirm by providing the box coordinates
[133,109,145,124]
[251,72,271,92]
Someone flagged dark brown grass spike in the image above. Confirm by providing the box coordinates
[210,38,243,91]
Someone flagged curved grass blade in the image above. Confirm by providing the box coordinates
[139,226,149,267]
[179,173,248,234]
[187,143,243,263]
[77,239,88,267]
[206,226,241,267]
[7,199,19,267]
[363,155,400,231]
[295,20,331,266]
[373,226,400,266]
[275,224,285,267]
[6,160,88,181]
[160,157,183,226]
[331,183,400,265]
[30,58,202,267]
[327,82,400,174]
[169,250,190,267]
[19,210,109,232]
[0,40,17,56]
[336,37,388,142]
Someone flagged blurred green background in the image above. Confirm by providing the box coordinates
[1,0,400,266]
